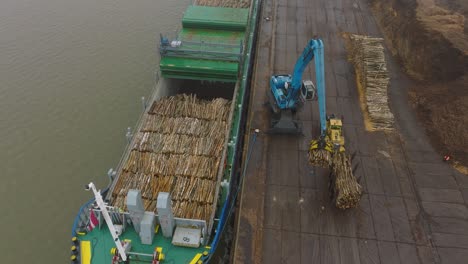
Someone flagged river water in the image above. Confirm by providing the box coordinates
[0,0,188,262]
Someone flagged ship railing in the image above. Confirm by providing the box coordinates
[71,188,109,236]
[204,0,261,261]
[103,70,161,201]
[88,206,128,232]
[72,198,94,236]
[159,34,243,62]
[73,70,160,235]
[73,205,128,235]
[113,70,160,170]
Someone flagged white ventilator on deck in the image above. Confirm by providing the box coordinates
[126,190,145,234]
[127,190,156,245]
[86,182,128,261]
[140,212,156,245]
[156,192,175,238]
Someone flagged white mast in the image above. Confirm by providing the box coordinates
[86,182,127,261]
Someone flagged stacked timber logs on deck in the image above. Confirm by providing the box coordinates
[331,152,362,209]
[194,0,250,8]
[345,34,394,130]
[111,94,230,223]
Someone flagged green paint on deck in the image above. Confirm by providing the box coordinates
[81,226,204,263]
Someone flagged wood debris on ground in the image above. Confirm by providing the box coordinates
[194,0,250,8]
[345,33,394,131]
[111,94,230,223]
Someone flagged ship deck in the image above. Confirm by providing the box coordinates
[233,0,468,263]
[80,226,204,263]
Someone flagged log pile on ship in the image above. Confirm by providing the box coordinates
[111,94,231,223]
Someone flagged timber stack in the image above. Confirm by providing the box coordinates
[111,94,231,223]
[345,33,394,130]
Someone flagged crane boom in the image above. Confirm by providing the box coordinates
[269,38,326,134]
[86,182,128,261]
[294,39,326,135]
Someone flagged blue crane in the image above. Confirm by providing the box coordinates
[269,38,359,208]
[269,38,327,134]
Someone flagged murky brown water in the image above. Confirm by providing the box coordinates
[0,0,188,262]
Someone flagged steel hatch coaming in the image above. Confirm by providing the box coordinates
[159,56,239,82]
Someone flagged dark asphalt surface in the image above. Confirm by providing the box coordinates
[233,0,468,263]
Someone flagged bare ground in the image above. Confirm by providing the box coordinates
[370,0,468,170]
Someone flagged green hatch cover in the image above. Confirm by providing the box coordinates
[182,6,249,31]
[160,5,248,82]
[160,57,239,82]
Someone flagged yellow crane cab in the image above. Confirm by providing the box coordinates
[326,118,345,151]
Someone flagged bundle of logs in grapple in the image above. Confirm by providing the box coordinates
[111,94,230,224]
[309,148,362,209]
[346,34,394,131]
[330,152,362,209]
[194,0,250,8]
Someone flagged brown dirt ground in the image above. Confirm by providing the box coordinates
[370,0,468,171]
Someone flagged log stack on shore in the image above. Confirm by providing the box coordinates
[345,33,394,131]
[111,94,230,223]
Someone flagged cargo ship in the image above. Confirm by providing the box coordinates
[70,0,260,263]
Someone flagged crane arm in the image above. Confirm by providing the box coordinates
[268,38,326,135]
[289,39,326,135]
